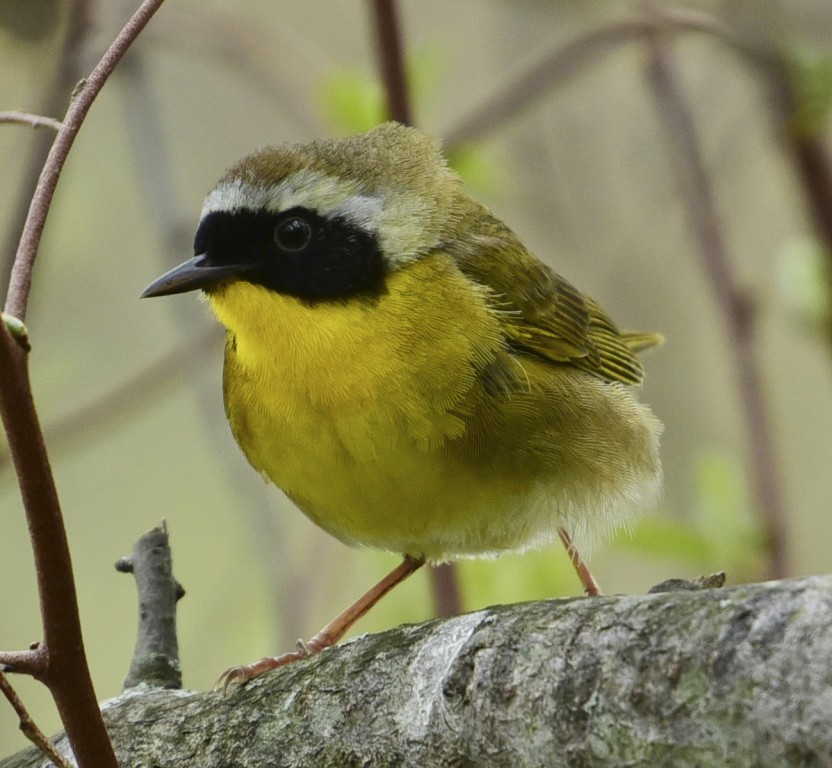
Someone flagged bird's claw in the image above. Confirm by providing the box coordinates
[215,649,310,693]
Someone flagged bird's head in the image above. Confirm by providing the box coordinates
[141,122,465,303]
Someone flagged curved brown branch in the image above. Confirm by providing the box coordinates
[645,28,789,579]
[4,0,168,322]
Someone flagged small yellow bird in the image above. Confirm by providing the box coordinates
[142,122,662,684]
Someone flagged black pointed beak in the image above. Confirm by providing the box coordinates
[141,254,249,298]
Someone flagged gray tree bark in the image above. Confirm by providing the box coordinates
[3,575,831,767]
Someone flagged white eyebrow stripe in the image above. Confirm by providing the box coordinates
[328,194,384,230]
[201,172,384,233]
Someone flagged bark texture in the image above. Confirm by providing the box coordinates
[115,523,184,691]
[3,576,831,767]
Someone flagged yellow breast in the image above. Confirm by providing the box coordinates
[209,253,524,559]
[208,253,661,561]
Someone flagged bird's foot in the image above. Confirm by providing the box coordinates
[216,631,335,692]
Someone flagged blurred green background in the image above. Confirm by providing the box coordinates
[3,0,832,757]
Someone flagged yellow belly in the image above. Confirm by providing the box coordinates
[210,254,661,562]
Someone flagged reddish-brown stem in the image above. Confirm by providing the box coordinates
[369,0,412,125]
[431,562,463,618]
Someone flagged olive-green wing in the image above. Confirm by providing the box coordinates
[450,226,660,386]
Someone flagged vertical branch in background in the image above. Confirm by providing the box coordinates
[368,0,462,618]
[370,0,412,126]
[645,32,789,579]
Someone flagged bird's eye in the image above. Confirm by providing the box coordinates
[274,215,312,252]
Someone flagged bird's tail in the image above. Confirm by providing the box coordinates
[621,331,664,355]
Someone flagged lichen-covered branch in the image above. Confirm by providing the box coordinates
[116,523,185,691]
[3,576,829,767]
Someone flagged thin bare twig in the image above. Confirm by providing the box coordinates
[5,0,168,321]
[0,670,72,768]
[645,28,789,579]
[0,111,65,132]
[368,0,461,618]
